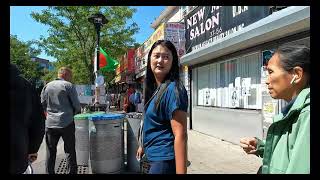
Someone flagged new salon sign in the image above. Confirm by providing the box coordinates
[184,6,269,53]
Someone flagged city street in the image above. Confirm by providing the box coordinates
[32,128,261,174]
[10,6,309,175]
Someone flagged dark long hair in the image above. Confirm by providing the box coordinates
[144,40,182,111]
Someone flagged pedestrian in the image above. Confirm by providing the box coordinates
[123,91,129,112]
[105,90,112,111]
[240,44,310,174]
[128,89,136,112]
[134,88,142,105]
[134,88,142,113]
[10,64,45,174]
[137,92,144,113]
[41,67,81,174]
[117,93,121,111]
[136,40,188,174]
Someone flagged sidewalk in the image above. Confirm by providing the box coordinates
[31,137,66,174]
[32,123,261,174]
[187,129,261,174]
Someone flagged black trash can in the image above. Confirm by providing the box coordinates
[89,113,126,174]
[126,112,143,173]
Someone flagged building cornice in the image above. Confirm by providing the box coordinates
[151,6,177,29]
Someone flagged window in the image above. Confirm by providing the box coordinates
[197,65,210,106]
[196,52,262,109]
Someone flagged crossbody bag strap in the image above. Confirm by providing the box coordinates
[139,80,171,146]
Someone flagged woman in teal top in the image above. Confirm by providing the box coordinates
[136,40,188,174]
[240,44,310,174]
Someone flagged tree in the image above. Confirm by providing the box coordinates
[10,35,42,81]
[134,42,141,49]
[31,6,139,84]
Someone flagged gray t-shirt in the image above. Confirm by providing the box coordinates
[41,78,81,128]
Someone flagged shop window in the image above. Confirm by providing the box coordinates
[196,52,262,109]
[197,65,210,106]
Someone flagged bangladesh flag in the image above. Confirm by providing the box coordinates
[94,47,119,72]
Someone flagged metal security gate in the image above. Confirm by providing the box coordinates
[56,158,90,174]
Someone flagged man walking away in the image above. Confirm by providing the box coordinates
[41,67,81,174]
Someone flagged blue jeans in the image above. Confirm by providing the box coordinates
[148,159,176,174]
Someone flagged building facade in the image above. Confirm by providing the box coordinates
[134,7,188,103]
[31,57,54,71]
[179,6,310,144]
[131,6,310,144]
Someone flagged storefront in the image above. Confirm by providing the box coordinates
[180,6,310,144]
[134,22,187,98]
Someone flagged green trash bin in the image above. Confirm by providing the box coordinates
[74,113,92,166]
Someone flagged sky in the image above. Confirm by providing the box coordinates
[10,6,165,62]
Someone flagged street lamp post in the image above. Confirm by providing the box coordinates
[88,13,108,109]
[88,13,108,73]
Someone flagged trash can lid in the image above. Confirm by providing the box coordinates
[74,113,93,120]
[74,111,106,120]
[88,113,125,121]
[91,111,105,115]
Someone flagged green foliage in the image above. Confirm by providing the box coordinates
[41,62,58,83]
[31,6,139,84]
[10,35,42,81]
